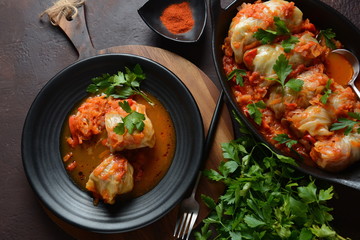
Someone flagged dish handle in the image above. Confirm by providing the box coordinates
[210,0,239,23]
[57,5,97,59]
[209,0,222,25]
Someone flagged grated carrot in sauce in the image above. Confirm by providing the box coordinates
[67,96,108,147]
[239,2,271,22]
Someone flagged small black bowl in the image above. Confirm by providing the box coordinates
[138,0,207,43]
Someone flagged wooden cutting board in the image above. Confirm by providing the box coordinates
[43,5,234,240]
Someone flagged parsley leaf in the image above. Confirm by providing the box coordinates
[274,16,290,35]
[330,112,360,135]
[113,123,125,135]
[254,16,294,46]
[123,111,145,134]
[86,64,153,105]
[272,54,304,92]
[282,35,299,53]
[318,29,336,50]
[118,100,132,113]
[273,134,298,149]
[114,100,146,135]
[246,101,266,125]
[285,78,304,92]
[311,224,337,238]
[253,28,277,44]
[320,79,333,104]
[227,69,247,86]
[349,111,360,120]
[330,118,358,135]
[273,54,293,85]
[298,181,318,204]
[253,17,301,54]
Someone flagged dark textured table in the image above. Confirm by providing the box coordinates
[1,0,359,239]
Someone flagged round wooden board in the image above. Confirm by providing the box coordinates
[44,6,234,240]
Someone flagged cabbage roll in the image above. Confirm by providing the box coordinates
[267,65,329,118]
[325,85,357,118]
[246,44,284,80]
[86,154,134,204]
[105,99,155,152]
[243,33,323,81]
[286,105,333,137]
[229,0,303,64]
[310,133,360,172]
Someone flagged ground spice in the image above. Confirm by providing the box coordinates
[160,2,195,34]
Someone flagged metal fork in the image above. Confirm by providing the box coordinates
[173,91,225,240]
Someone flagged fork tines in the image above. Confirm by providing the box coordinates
[173,211,198,240]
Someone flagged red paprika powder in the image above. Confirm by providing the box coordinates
[160,2,195,34]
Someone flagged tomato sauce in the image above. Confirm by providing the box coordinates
[325,52,354,86]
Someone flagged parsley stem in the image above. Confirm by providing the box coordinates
[137,90,154,106]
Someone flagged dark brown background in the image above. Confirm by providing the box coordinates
[1,0,359,239]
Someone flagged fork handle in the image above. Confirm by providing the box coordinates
[191,90,225,198]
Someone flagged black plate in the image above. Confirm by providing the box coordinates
[21,54,204,233]
[210,0,360,189]
[138,0,207,43]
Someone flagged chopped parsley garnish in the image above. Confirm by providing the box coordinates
[114,101,145,135]
[195,113,347,240]
[273,133,298,149]
[227,69,247,86]
[246,101,266,125]
[254,17,289,44]
[330,112,360,135]
[254,17,299,52]
[86,64,153,105]
[253,28,278,44]
[273,54,293,83]
[118,100,132,113]
[270,54,304,92]
[318,28,336,50]
[320,79,333,104]
[282,35,300,53]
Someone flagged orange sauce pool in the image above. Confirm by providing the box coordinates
[60,93,176,198]
[325,52,354,86]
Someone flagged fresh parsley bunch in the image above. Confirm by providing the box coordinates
[195,113,350,240]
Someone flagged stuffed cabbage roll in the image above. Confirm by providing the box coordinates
[86,154,134,204]
[228,0,303,64]
[267,64,329,118]
[105,99,155,152]
[310,133,360,172]
[245,44,284,80]
[243,32,324,81]
[286,105,333,137]
[325,84,357,118]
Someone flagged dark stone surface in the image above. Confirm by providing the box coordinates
[0,0,359,239]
